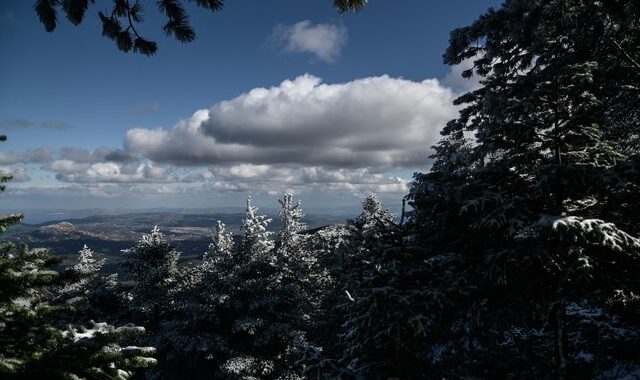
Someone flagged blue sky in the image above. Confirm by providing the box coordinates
[0,0,499,213]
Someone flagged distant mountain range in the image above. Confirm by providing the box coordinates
[1,212,350,273]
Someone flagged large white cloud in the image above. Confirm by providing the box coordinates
[271,20,347,63]
[124,74,457,169]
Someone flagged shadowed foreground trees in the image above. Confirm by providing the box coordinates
[0,136,156,380]
[409,0,640,377]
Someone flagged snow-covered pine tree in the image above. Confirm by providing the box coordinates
[276,192,306,256]
[344,193,395,262]
[0,136,155,379]
[409,1,640,377]
[74,244,105,274]
[152,219,235,379]
[299,194,394,376]
[121,226,179,329]
[203,220,234,262]
[240,196,274,258]
[275,193,327,304]
[57,244,123,324]
[61,244,106,294]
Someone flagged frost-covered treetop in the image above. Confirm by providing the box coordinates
[278,192,306,249]
[243,196,272,236]
[356,193,394,226]
[204,220,234,261]
[142,225,165,245]
[241,196,273,254]
[362,193,383,215]
[72,244,105,275]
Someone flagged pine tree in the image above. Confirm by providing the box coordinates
[409,1,640,377]
[0,136,22,233]
[33,0,369,56]
[276,192,306,255]
[240,196,274,258]
[61,245,106,294]
[203,221,234,262]
[152,221,232,379]
[74,244,105,274]
[154,196,325,379]
[121,226,180,329]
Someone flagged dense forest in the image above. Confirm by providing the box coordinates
[2,0,639,378]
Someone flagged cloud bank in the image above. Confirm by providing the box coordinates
[5,68,476,202]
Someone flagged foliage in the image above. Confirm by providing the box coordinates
[33,0,370,56]
[121,226,179,327]
[408,0,640,377]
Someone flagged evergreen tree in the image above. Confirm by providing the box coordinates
[240,196,274,258]
[34,0,369,56]
[409,1,640,377]
[121,226,180,329]
[276,192,306,256]
[57,244,124,324]
[203,220,234,262]
[153,220,233,380]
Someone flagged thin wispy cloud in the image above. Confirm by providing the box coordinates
[131,100,160,115]
[42,120,73,130]
[271,20,347,63]
[0,118,34,129]
[0,118,73,130]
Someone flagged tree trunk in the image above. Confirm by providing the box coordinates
[555,300,567,380]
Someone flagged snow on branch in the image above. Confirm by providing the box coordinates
[552,216,640,252]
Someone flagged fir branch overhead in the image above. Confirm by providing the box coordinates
[33,0,369,56]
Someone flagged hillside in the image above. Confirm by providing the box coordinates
[1,212,350,272]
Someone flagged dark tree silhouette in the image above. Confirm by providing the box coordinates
[33,0,370,56]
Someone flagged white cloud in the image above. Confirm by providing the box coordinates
[125,74,457,169]
[271,20,347,63]
[53,161,175,184]
[0,147,55,165]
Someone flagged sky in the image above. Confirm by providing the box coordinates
[0,0,500,214]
